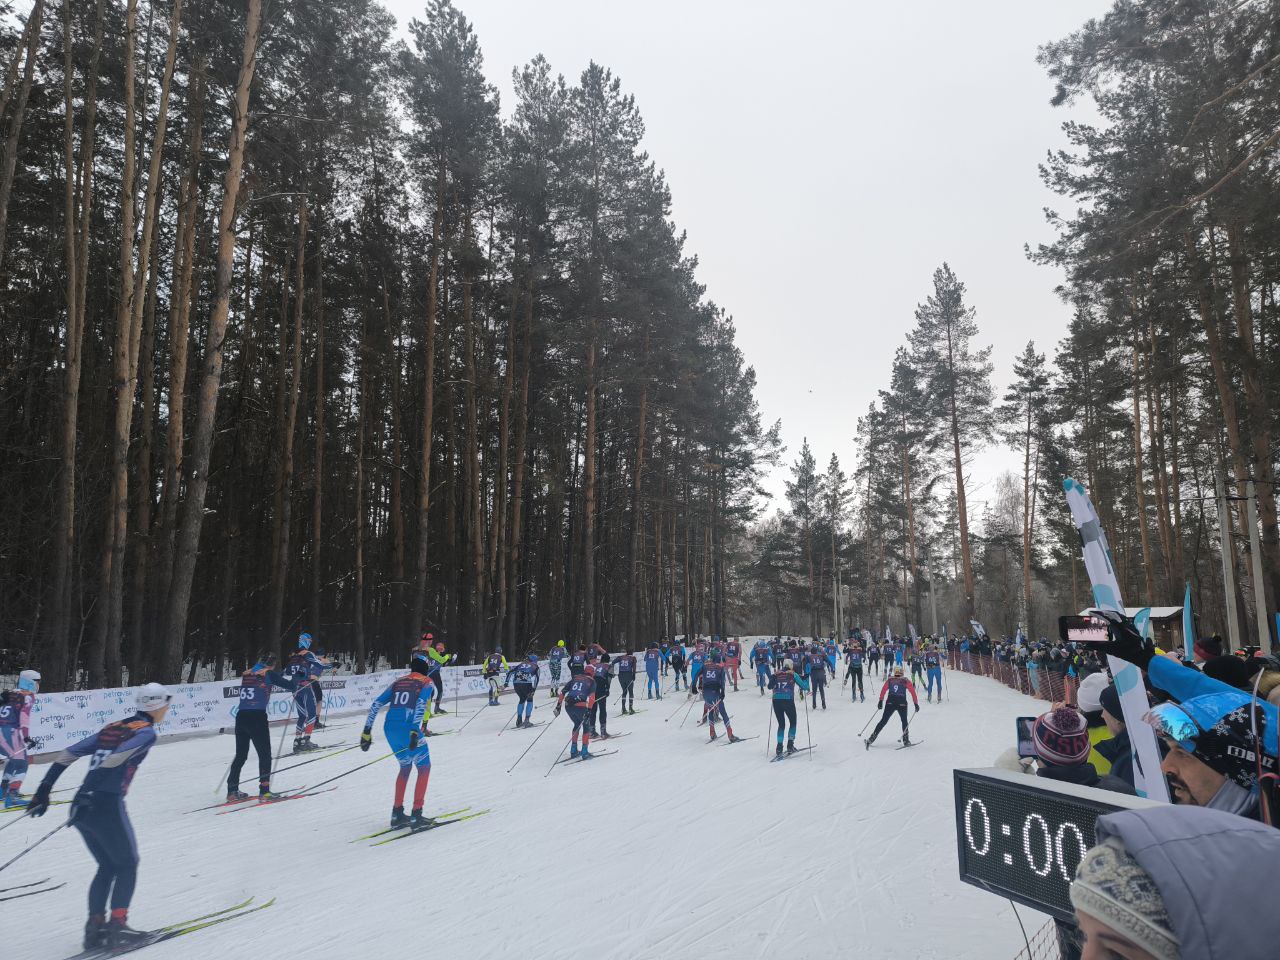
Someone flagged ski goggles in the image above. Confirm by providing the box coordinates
[1143,702,1200,749]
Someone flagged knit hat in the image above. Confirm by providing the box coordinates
[1070,836,1179,960]
[1077,671,1109,713]
[1099,682,1122,723]
[1202,655,1261,691]
[1032,706,1091,766]
[1146,692,1275,789]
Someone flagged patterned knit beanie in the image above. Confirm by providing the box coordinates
[1033,706,1091,766]
[1070,836,1179,959]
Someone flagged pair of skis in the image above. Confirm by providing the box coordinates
[0,876,66,902]
[351,807,492,845]
[769,746,815,763]
[60,897,275,959]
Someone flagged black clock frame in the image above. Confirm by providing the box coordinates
[953,767,1161,923]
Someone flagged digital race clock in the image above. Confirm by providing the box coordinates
[953,768,1160,921]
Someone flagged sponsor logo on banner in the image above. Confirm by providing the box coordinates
[463,668,482,677]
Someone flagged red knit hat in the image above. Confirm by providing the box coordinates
[1033,707,1091,766]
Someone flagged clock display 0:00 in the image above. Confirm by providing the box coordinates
[963,796,1089,883]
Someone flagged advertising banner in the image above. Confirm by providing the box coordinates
[27,661,557,755]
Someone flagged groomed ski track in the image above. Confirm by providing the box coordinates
[7,650,1047,959]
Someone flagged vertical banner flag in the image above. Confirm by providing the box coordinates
[1182,583,1194,660]
[1063,477,1170,802]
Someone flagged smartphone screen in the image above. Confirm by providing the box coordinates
[1016,716,1037,758]
[1058,614,1110,645]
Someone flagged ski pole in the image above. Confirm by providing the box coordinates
[271,744,358,777]
[274,709,293,761]
[507,712,558,774]
[664,694,691,722]
[764,698,775,757]
[543,733,574,778]
[0,810,32,835]
[214,758,233,795]
[456,701,490,734]
[857,709,877,738]
[677,694,700,729]
[0,820,67,875]
[291,744,413,796]
[497,709,518,737]
[803,683,813,760]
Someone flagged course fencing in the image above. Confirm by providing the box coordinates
[946,644,1081,707]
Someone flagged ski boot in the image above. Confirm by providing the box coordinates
[434,705,448,715]
[3,784,29,809]
[902,734,912,746]
[579,746,594,760]
[83,916,107,951]
[708,729,718,742]
[775,742,784,758]
[569,744,580,759]
[728,732,742,743]
[787,740,797,755]
[226,789,250,803]
[390,805,409,829]
[258,785,275,802]
[409,808,434,831]
[104,917,150,949]
[865,733,876,750]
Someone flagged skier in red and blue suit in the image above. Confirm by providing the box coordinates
[554,665,598,759]
[362,652,438,829]
[693,652,740,742]
[866,667,919,748]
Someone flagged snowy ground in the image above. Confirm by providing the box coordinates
[6,650,1050,959]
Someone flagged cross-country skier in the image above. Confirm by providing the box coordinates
[616,649,638,714]
[227,654,297,802]
[29,682,171,951]
[807,648,830,709]
[767,659,809,758]
[659,637,671,677]
[823,639,838,675]
[670,642,688,691]
[554,664,598,759]
[0,668,38,807]
[867,643,880,677]
[924,644,944,702]
[482,648,510,705]
[283,633,331,753]
[505,654,540,727]
[750,639,772,695]
[689,644,706,692]
[548,640,567,698]
[909,648,925,686]
[844,644,865,702]
[419,635,455,714]
[643,643,662,699]
[866,666,919,748]
[590,650,614,737]
[568,644,589,678]
[693,652,741,742]
[725,637,743,689]
[361,651,437,829]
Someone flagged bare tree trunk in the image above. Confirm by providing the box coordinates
[627,349,649,645]
[90,0,142,688]
[268,201,308,648]
[383,284,406,636]
[411,168,444,633]
[1227,221,1280,628]
[581,325,598,643]
[353,313,368,672]
[310,251,325,634]
[47,0,104,690]
[462,216,485,651]
[162,0,264,682]
[0,0,46,268]
[946,338,976,623]
[505,277,532,649]
[1129,323,1158,600]
[490,273,517,644]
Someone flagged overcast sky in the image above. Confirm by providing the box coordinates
[382,0,1112,515]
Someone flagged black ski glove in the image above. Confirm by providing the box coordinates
[914,704,920,713]
[27,782,51,818]
[409,730,420,750]
[360,728,372,752]
[1092,609,1155,670]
